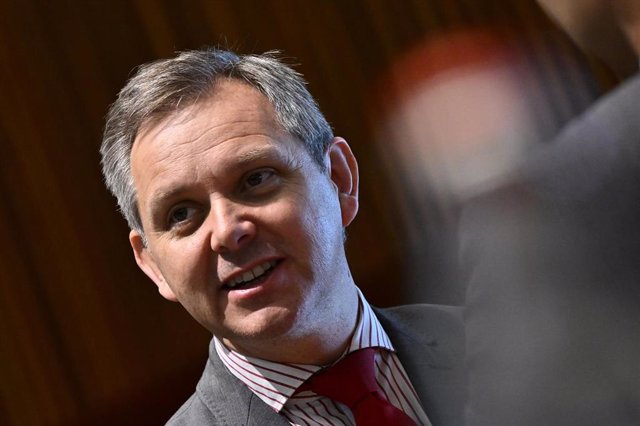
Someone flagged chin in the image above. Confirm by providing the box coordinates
[223,305,301,342]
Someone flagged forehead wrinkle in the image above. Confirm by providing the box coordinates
[135,82,284,163]
[190,112,275,138]
[139,93,278,142]
[155,117,270,153]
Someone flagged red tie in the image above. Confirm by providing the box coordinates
[300,348,417,425]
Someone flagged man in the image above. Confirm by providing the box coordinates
[462,1,640,424]
[100,49,465,425]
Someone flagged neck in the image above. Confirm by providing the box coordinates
[223,284,360,365]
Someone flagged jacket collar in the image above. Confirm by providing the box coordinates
[196,339,290,426]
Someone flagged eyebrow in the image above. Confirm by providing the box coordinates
[146,185,193,227]
[145,145,284,221]
[234,146,276,165]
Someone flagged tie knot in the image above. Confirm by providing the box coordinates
[298,348,418,425]
[302,348,379,407]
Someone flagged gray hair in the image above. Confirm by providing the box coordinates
[100,48,334,233]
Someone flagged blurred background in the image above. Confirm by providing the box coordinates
[0,0,619,424]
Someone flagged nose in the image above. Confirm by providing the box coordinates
[207,198,256,253]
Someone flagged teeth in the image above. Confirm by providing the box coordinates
[226,261,276,289]
[253,264,265,276]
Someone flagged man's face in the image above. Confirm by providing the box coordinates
[128,80,359,358]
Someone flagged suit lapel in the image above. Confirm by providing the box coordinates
[245,393,290,426]
[374,305,466,426]
[197,340,289,425]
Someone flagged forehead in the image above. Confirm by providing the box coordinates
[129,79,305,207]
[131,79,294,169]
[136,79,282,148]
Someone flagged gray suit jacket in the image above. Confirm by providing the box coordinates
[167,304,466,425]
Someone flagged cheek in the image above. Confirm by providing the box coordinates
[294,194,343,257]
[258,196,328,266]
[153,239,208,290]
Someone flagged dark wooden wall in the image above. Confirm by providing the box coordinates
[0,1,613,424]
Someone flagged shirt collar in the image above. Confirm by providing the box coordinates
[214,286,395,412]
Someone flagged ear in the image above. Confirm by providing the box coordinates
[327,137,359,227]
[129,230,178,302]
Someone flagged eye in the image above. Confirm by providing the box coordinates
[167,205,198,227]
[244,169,275,189]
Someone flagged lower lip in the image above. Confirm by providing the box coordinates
[225,261,283,300]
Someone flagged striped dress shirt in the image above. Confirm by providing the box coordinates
[214,287,431,425]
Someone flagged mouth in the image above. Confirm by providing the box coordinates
[222,260,279,290]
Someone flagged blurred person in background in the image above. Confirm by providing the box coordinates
[373,30,540,306]
[100,48,465,425]
[462,0,640,424]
